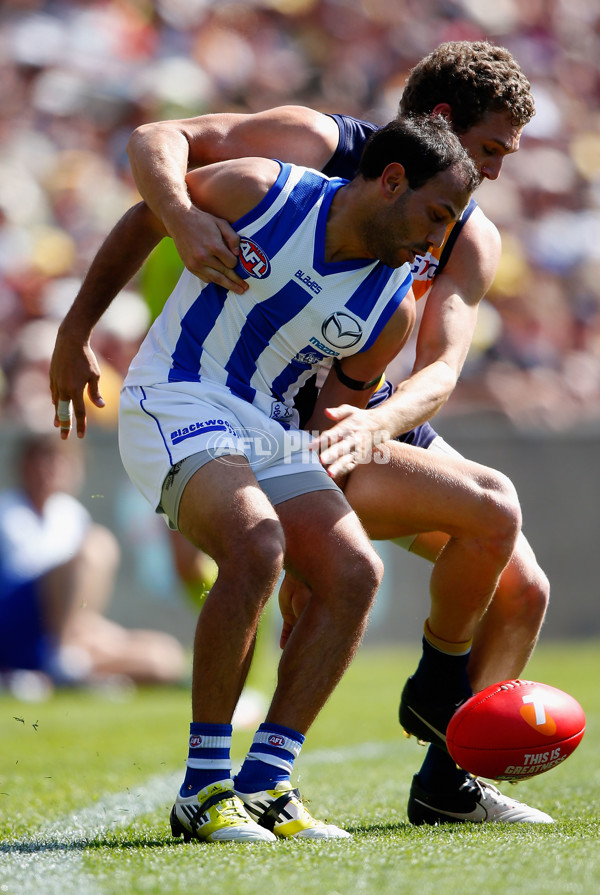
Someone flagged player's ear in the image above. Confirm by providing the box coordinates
[381,162,408,199]
[432,102,453,124]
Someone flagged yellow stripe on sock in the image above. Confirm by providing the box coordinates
[424,619,472,656]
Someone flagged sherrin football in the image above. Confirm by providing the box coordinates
[446,679,585,782]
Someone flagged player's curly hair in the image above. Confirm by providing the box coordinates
[400,41,535,133]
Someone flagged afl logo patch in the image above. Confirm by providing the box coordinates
[321,312,363,349]
[239,237,271,278]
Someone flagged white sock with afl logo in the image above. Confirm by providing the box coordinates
[179,723,233,796]
[235,723,305,793]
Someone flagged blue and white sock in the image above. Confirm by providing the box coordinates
[180,722,232,796]
[235,722,305,793]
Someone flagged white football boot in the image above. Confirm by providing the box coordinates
[236,781,351,839]
[408,774,554,824]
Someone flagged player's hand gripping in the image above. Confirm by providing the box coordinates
[165,205,248,295]
[278,572,312,649]
[310,405,392,478]
[50,328,104,439]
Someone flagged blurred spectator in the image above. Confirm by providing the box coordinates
[0,432,186,692]
[0,0,599,432]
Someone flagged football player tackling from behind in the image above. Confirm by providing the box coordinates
[125,42,554,826]
[51,42,553,825]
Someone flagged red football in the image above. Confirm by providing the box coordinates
[446,679,585,782]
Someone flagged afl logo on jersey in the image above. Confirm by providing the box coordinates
[321,312,363,349]
[239,237,271,278]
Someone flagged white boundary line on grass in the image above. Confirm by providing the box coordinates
[0,741,393,895]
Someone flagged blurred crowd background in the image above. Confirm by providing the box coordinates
[1,0,600,434]
[1,0,600,676]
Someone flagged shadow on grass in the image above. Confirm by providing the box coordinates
[0,832,183,854]
[2,824,415,852]
[5,827,423,853]
[345,821,412,836]
[3,819,587,855]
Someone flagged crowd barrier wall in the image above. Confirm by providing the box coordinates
[2,414,598,647]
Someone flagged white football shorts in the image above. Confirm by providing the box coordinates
[119,381,338,527]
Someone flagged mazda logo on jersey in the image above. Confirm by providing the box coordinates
[321,312,363,349]
[239,237,271,278]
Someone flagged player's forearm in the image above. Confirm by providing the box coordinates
[127,122,194,229]
[380,361,458,436]
[60,203,164,339]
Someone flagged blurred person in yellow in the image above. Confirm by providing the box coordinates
[0,432,186,692]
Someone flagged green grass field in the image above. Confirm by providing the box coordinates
[1,640,598,895]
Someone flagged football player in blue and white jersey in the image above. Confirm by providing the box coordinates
[111,41,553,827]
[51,42,553,826]
[52,115,478,842]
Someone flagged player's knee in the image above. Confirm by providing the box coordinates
[477,471,522,559]
[236,522,286,588]
[495,547,550,629]
[516,561,550,626]
[331,543,383,615]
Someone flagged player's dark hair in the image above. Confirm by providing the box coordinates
[358,114,480,192]
[400,41,535,133]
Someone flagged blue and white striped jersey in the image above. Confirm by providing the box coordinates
[123,162,412,428]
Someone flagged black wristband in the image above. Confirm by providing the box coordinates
[333,357,383,391]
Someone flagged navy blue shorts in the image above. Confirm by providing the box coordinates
[0,579,51,672]
[368,380,438,449]
[295,375,438,448]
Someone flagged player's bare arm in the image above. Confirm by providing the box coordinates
[127,106,340,290]
[50,202,167,439]
[315,208,501,476]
